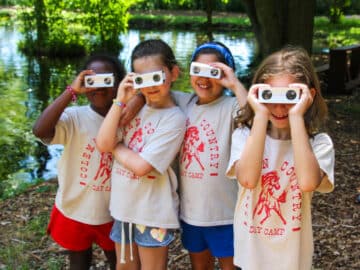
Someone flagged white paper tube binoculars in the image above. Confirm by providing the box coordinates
[84,73,114,88]
[258,85,301,104]
[133,70,166,89]
[190,62,221,79]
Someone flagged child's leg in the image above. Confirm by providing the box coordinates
[138,245,168,270]
[134,225,175,270]
[103,249,117,270]
[189,249,215,270]
[68,248,92,270]
[218,256,235,270]
[114,242,140,270]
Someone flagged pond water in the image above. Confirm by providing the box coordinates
[0,25,257,193]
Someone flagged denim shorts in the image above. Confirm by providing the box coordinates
[110,220,175,247]
[180,220,234,257]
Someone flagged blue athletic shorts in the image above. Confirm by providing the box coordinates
[110,220,175,247]
[180,220,234,258]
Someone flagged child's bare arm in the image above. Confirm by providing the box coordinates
[213,62,248,107]
[234,85,269,188]
[119,93,145,126]
[113,143,153,177]
[289,84,323,191]
[32,70,94,140]
[96,73,137,153]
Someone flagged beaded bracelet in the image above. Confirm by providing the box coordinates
[66,85,77,102]
[113,99,126,108]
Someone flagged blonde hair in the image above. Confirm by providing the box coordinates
[236,46,328,135]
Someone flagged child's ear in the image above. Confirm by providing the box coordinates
[310,87,316,98]
[170,65,180,82]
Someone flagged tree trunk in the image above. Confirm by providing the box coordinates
[204,0,213,29]
[242,0,315,58]
[34,0,48,47]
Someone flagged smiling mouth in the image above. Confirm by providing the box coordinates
[147,90,160,95]
[272,113,288,120]
[197,82,210,90]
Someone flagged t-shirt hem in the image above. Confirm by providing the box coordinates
[180,216,234,227]
[56,204,113,225]
[111,214,180,229]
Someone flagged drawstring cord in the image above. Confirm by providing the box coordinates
[120,222,126,264]
[129,222,134,261]
[120,222,134,264]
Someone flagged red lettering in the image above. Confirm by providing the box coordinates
[292,192,302,200]
[208,137,217,144]
[81,160,89,166]
[206,129,215,136]
[85,144,95,153]
[210,153,219,160]
[281,161,289,171]
[286,166,295,176]
[292,202,301,211]
[262,158,269,169]
[82,152,91,159]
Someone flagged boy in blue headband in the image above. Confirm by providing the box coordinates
[172,41,248,270]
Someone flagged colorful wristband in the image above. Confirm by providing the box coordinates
[113,99,126,108]
[66,85,77,102]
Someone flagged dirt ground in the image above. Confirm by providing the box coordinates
[0,89,359,269]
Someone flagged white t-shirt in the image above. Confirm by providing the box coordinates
[110,104,186,229]
[172,91,239,226]
[226,127,335,270]
[46,105,113,225]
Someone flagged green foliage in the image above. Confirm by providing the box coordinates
[316,0,352,23]
[129,12,250,31]
[0,68,39,198]
[17,0,139,57]
[314,16,360,47]
[80,0,134,53]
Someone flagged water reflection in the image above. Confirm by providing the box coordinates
[0,26,255,188]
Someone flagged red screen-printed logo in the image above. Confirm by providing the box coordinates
[253,171,287,225]
[181,126,205,171]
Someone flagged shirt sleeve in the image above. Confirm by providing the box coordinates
[226,127,250,179]
[171,90,194,111]
[312,133,335,193]
[48,107,76,146]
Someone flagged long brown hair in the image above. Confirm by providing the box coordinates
[235,46,328,135]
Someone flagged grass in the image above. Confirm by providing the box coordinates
[0,212,63,269]
[0,182,64,269]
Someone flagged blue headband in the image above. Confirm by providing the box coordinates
[191,42,235,70]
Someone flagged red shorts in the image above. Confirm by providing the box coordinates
[47,205,115,251]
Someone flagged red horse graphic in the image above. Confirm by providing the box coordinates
[128,128,144,152]
[253,171,287,225]
[181,126,205,170]
[93,152,113,185]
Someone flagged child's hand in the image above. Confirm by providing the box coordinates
[248,84,270,118]
[212,62,238,89]
[288,83,314,117]
[116,73,138,103]
[70,70,96,94]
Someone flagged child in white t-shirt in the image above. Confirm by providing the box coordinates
[226,46,335,270]
[32,54,127,269]
[172,41,248,270]
[96,39,186,270]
